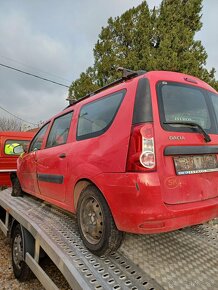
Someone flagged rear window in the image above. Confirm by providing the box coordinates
[77,90,125,140]
[4,140,30,155]
[157,82,217,133]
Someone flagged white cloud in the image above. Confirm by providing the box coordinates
[0,10,71,124]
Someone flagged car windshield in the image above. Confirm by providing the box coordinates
[157,82,218,133]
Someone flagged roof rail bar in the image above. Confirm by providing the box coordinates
[66,67,146,106]
[117,67,146,79]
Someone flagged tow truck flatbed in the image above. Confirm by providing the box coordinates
[0,188,217,290]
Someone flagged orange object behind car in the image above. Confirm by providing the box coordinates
[0,131,35,186]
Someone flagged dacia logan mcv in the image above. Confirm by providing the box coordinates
[14,69,218,255]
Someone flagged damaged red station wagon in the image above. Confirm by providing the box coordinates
[13,69,218,255]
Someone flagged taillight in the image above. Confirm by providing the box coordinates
[126,123,156,172]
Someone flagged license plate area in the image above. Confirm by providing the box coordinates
[174,154,218,175]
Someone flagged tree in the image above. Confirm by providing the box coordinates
[69,2,152,98]
[153,1,216,79]
[93,2,153,86]
[68,67,99,100]
[68,0,218,99]
[0,117,22,131]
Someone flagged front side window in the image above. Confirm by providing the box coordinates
[157,82,214,132]
[4,140,30,155]
[46,111,73,148]
[29,123,50,152]
[77,90,125,140]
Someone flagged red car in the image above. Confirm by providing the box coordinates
[0,131,35,187]
[14,69,218,255]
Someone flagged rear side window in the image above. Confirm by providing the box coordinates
[77,90,125,140]
[46,112,73,148]
[4,140,30,155]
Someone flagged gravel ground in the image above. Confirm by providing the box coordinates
[0,230,71,289]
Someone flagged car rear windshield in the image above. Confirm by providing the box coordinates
[157,81,218,133]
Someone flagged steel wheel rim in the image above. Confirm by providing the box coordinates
[80,196,104,245]
[13,234,23,269]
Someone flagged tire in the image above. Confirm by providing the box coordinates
[11,224,34,281]
[11,177,23,197]
[77,185,123,256]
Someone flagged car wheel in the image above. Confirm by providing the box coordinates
[77,185,123,256]
[11,224,34,281]
[11,177,23,197]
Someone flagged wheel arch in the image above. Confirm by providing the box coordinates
[73,178,117,226]
[74,179,94,211]
[73,178,113,213]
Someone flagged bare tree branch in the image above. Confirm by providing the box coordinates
[0,117,22,131]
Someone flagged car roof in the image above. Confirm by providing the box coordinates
[49,70,218,122]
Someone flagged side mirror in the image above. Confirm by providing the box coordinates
[13,145,24,155]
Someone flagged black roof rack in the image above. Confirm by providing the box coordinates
[66,67,146,107]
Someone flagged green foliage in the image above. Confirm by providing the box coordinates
[153,0,215,80]
[93,3,153,86]
[68,67,99,99]
[68,0,217,99]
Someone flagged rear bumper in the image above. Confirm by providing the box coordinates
[136,202,218,233]
[95,172,218,234]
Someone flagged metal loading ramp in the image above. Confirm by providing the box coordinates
[0,189,217,290]
[121,224,218,290]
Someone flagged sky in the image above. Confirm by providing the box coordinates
[0,0,217,129]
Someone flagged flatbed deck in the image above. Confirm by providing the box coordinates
[0,188,217,289]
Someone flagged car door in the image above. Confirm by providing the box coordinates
[36,111,73,202]
[18,123,50,195]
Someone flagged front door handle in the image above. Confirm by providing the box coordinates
[59,153,66,159]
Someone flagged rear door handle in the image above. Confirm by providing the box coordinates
[59,153,66,159]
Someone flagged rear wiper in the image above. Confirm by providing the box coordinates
[163,121,211,143]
